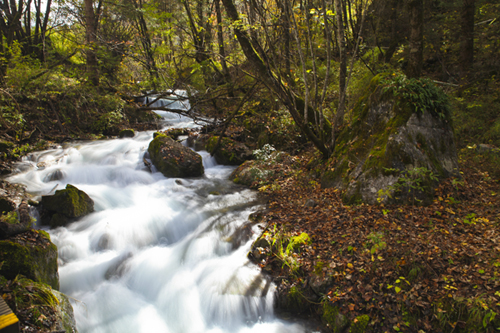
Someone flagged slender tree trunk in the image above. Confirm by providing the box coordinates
[460,0,475,75]
[334,0,347,129]
[221,0,332,158]
[214,0,230,84]
[407,0,423,78]
[84,0,99,86]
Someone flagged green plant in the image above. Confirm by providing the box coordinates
[377,167,438,204]
[366,232,387,255]
[380,73,451,120]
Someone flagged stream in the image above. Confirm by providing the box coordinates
[6,97,310,333]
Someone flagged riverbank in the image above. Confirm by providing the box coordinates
[247,147,500,332]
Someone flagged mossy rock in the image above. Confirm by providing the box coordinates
[118,128,135,138]
[322,303,350,333]
[0,201,32,239]
[41,184,94,228]
[229,160,274,187]
[0,275,77,332]
[348,315,370,333]
[321,75,459,205]
[147,134,204,178]
[0,230,59,290]
[206,136,252,165]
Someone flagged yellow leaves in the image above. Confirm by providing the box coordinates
[347,263,353,269]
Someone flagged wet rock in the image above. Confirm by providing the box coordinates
[148,134,204,178]
[187,132,210,151]
[43,169,65,182]
[41,184,94,228]
[119,128,135,138]
[0,275,77,332]
[0,230,59,289]
[0,201,32,239]
[206,136,252,165]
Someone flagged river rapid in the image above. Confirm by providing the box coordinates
[6,103,310,332]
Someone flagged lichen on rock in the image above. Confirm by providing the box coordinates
[321,74,460,205]
[147,134,204,178]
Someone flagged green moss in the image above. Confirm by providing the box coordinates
[349,315,370,333]
[148,135,204,178]
[42,184,94,220]
[322,303,349,333]
[0,233,59,290]
[118,128,135,138]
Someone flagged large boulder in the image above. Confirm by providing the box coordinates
[41,184,94,227]
[0,229,59,290]
[148,134,204,178]
[206,136,252,165]
[0,275,77,332]
[321,74,459,205]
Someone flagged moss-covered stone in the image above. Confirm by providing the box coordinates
[206,136,252,165]
[349,315,370,333]
[322,303,350,333]
[118,128,135,138]
[0,230,59,290]
[41,184,94,227]
[321,75,459,205]
[0,275,77,332]
[229,160,274,187]
[148,134,204,178]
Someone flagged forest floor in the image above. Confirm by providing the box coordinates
[250,148,500,332]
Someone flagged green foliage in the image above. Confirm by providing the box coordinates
[1,211,19,224]
[377,167,438,204]
[366,232,386,255]
[434,297,499,332]
[380,73,450,120]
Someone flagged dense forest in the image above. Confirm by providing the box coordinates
[1,0,500,332]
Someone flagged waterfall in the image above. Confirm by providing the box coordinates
[6,97,310,333]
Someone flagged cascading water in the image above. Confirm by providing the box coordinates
[6,96,310,333]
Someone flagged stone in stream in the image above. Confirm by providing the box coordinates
[205,136,252,165]
[41,184,94,228]
[147,134,204,178]
[119,128,135,138]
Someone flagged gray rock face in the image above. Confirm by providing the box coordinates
[148,134,204,178]
[322,96,459,205]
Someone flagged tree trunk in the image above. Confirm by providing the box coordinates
[407,0,423,78]
[460,0,475,75]
[84,0,100,86]
[334,0,347,129]
[221,0,332,158]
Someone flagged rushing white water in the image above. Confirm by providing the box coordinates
[6,108,309,332]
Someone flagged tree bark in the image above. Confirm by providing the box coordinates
[85,0,100,86]
[407,0,424,78]
[460,0,475,75]
[221,0,332,158]
[334,0,347,129]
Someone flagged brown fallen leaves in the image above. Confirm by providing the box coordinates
[254,152,500,332]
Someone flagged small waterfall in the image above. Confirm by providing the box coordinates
[6,95,309,333]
